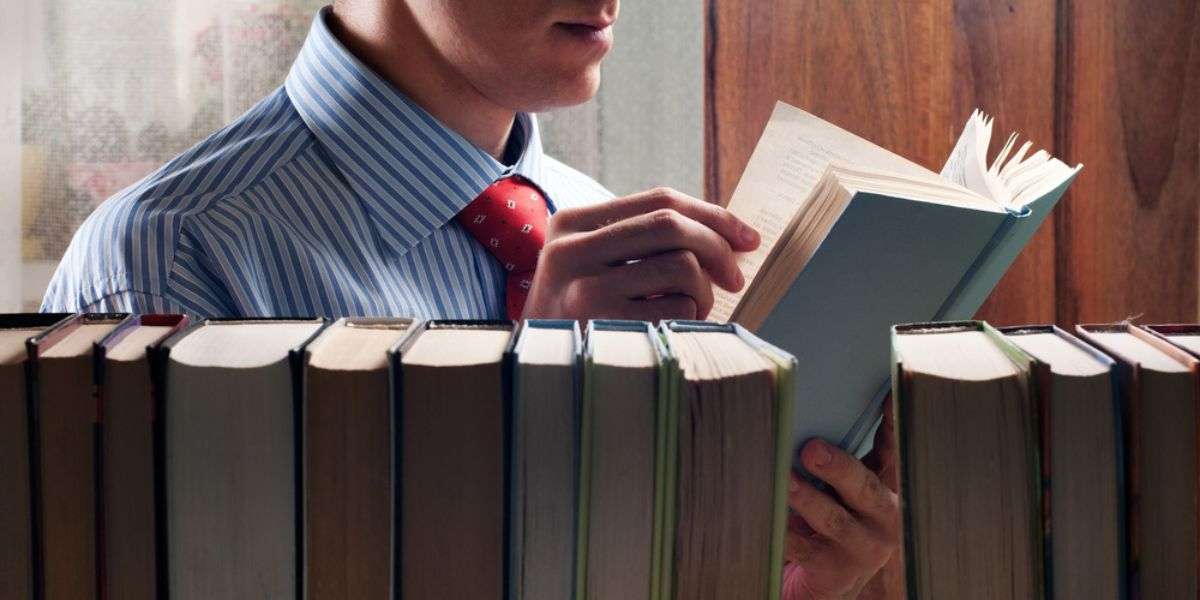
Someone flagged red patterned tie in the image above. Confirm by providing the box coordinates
[456,175,550,319]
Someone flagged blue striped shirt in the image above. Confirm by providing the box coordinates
[41,6,613,319]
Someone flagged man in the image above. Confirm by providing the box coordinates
[43,1,898,596]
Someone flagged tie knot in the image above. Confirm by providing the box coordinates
[456,175,551,318]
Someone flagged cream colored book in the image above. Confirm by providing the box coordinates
[510,320,580,600]
[154,318,326,600]
[395,320,515,600]
[893,321,1043,600]
[302,317,417,600]
[577,320,666,600]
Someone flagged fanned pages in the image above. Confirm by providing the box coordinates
[661,321,793,600]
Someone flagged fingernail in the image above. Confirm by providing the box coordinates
[739,223,759,246]
[789,477,801,493]
[808,439,833,468]
[735,269,745,289]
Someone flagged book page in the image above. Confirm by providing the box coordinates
[711,102,935,322]
[940,111,1007,203]
[939,115,975,188]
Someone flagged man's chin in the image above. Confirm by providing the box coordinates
[522,71,602,112]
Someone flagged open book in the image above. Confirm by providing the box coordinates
[713,101,1081,460]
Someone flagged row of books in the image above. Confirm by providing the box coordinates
[895,320,1200,600]
[0,313,794,600]
[6,312,1198,600]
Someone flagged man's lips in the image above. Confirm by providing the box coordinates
[557,15,616,31]
[553,21,614,47]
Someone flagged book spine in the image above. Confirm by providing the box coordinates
[93,347,107,600]
[658,332,680,600]
[568,324,583,599]
[574,354,595,600]
[892,358,920,600]
[23,345,44,600]
[388,346,405,600]
[933,177,1072,322]
[146,343,171,600]
[932,212,1023,321]
[288,347,307,600]
[501,325,518,600]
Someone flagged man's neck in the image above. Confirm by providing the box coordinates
[327,3,516,160]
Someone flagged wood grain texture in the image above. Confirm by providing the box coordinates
[705,0,1061,327]
[705,1,944,204]
[1055,0,1199,325]
[950,1,1058,325]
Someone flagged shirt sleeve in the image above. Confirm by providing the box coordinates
[52,289,197,317]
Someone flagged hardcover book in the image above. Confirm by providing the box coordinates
[714,102,1081,462]
[661,320,795,600]
[893,321,1043,600]
[393,320,517,600]
[577,320,671,600]
[510,319,582,600]
[94,314,189,600]
[0,313,71,600]
[1000,325,1125,600]
[301,317,418,600]
[1076,324,1199,600]
[151,318,326,600]
[28,313,125,600]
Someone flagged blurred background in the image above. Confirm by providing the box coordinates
[1,0,1196,327]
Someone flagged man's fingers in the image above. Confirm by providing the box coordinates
[863,403,899,490]
[551,187,760,251]
[624,294,699,322]
[610,250,714,318]
[566,208,743,291]
[788,477,873,551]
[785,525,837,567]
[801,439,900,535]
[789,475,894,573]
[554,274,700,322]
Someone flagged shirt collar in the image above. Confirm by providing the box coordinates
[284,7,549,257]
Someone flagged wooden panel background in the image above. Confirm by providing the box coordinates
[706,0,1199,327]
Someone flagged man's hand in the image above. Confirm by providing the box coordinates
[783,395,902,600]
[523,187,760,321]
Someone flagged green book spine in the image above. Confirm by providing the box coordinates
[737,326,797,600]
[657,330,680,600]
[574,354,595,600]
[649,330,671,600]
